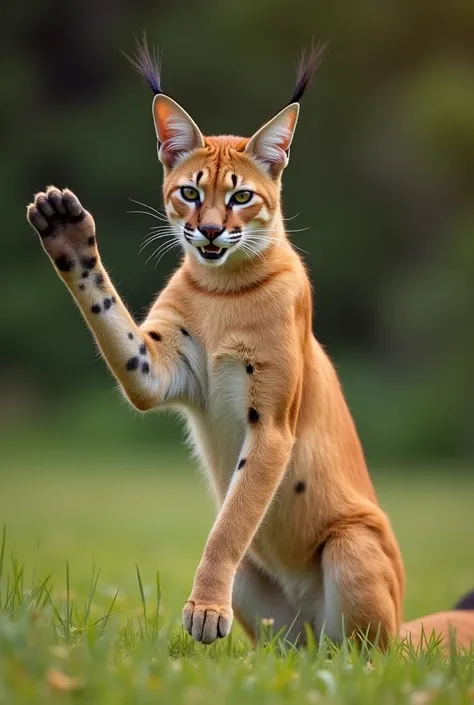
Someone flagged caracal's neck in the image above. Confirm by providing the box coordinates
[183,211,296,295]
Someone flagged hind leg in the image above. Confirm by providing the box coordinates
[232,557,310,645]
[321,519,404,649]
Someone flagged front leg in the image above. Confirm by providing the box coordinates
[26,186,197,409]
[183,418,294,644]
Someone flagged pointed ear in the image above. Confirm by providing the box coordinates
[152,94,205,169]
[245,103,300,177]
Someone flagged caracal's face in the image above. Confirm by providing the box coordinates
[153,96,299,268]
[162,137,279,268]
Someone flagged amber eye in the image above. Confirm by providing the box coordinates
[231,190,253,205]
[181,186,200,202]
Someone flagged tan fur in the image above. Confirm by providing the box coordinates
[31,92,470,650]
[401,612,474,651]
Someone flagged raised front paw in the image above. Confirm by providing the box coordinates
[182,599,233,644]
[26,186,96,274]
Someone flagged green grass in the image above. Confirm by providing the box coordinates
[0,443,473,703]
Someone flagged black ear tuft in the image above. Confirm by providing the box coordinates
[289,40,328,104]
[125,32,163,96]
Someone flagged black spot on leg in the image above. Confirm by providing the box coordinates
[80,255,97,270]
[248,407,260,424]
[148,331,162,341]
[91,304,101,314]
[295,481,306,494]
[81,270,89,278]
[79,283,85,291]
[126,356,139,371]
[87,236,96,246]
[139,343,147,355]
[103,297,112,310]
[142,361,150,374]
[128,333,134,340]
[246,363,254,374]
[180,328,190,337]
[111,296,116,303]
[54,255,74,272]
[94,272,104,287]
[238,458,246,470]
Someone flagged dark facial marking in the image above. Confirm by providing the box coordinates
[94,272,104,287]
[54,255,74,272]
[103,297,112,310]
[126,356,139,371]
[231,174,237,188]
[248,407,259,424]
[181,328,190,337]
[81,270,89,278]
[142,361,150,374]
[295,481,306,494]
[148,331,162,341]
[246,363,254,374]
[80,255,97,270]
[79,283,85,291]
[88,236,96,246]
[238,458,246,470]
[196,170,203,186]
[91,303,101,314]
[128,333,134,340]
[139,343,147,355]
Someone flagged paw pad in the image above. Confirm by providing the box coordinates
[27,187,85,238]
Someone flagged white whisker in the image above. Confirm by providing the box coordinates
[154,241,181,269]
[145,238,179,266]
[139,233,175,254]
[238,241,266,264]
[127,209,169,222]
[128,197,168,220]
[247,233,309,255]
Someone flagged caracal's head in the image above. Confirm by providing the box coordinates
[130,40,325,268]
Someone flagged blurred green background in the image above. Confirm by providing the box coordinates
[1,0,473,626]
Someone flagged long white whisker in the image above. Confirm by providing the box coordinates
[142,226,177,238]
[128,198,168,220]
[139,233,174,254]
[249,227,309,234]
[236,243,253,263]
[148,225,175,232]
[145,239,179,266]
[127,209,169,222]
[238,241,265,263]
[246,234,309,255]
[154,241,181,269]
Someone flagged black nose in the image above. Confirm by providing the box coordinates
[198,225,225,242]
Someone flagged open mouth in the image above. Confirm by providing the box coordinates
[198,245,226,260]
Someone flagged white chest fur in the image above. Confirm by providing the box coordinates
[185,356,248,503]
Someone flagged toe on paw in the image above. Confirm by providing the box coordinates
[35,194,54,217]
[62,189,83,219]
[46,186,66,214]
[27,204,48,233]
